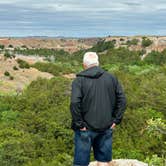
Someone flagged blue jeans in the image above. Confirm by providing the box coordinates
[73,128,113,166]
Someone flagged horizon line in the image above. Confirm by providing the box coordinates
[0,35,166,39]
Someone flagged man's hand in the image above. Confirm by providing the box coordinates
[110,123,116,129]
[80,127,87,131]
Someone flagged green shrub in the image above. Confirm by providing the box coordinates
[13,66,19,70]
[0,44,4,49]
[126,39,139,46]
[0,127,35,166]
[145,154,165,166]
[16,59,30,69]
[144,50,166,65]
[99,47,141,65]
[8,44,13,48]
[4,71,10,76]
[9,76,14,80]
[0,44,166,165]
[14,48,69,57]
[142,38,153,47]
[21,45,27,48]
[32,62,75,76]
[90,40,115,52]
[4,51,11,58]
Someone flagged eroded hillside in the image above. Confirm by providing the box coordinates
[0,37,100,53]
[1,36,166,54]
[0,55,53,94]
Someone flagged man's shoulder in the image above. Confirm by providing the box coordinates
[72,76,82,86]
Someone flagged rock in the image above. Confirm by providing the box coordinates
[89,159,148,166]
[62,73,76,79]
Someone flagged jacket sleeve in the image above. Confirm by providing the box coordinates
[112,77,127,125]
[70,78,85,129]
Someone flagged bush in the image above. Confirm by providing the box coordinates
[144,50,166,65]
[0,127,35,166]
[99,47,141,65]
[21,45,27,48]
[4,52,11,58]
[16,59,30,69]
[14,48,69,57]
[8,44,13,48]
[90,40,115,52]
[126,39,139,46]
[0,44,4,49]
[0,45,166,165]
[32,62,76,76]
[145,154,165,166]
[13,66,19,70]
[4,71,10,76]
[142,38,153,47]
[9,76,14,80]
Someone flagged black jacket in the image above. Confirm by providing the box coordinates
[70,66,126,132]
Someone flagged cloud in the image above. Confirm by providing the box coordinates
[0,0,20,4]
[1,0,166,12]
[0,0,166,37]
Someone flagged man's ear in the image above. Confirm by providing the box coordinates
[83,63,86,69]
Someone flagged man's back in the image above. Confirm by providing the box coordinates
[70,66,126,131]
[70,52,127,166]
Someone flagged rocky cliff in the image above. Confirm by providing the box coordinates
[1,36,166,53]
[105,36,166,52]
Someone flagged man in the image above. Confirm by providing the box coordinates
[70,52,126,166]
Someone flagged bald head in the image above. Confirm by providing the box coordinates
[83,52,99,69]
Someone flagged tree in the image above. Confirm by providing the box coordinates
[0,44,5,49]
[142,38,153,47]
[126,39,139,46]
[4,71,10,76]
[8,44,13,48]
[90,40,115,52]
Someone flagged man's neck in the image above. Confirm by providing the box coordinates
[84,64,99,70]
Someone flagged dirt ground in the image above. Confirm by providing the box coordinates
[0,55,54,94]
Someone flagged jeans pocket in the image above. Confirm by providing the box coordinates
[105,127,113,135]
[79,130,90,140]
[109,127,113,131]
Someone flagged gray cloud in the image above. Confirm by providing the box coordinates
[0,0,166,37]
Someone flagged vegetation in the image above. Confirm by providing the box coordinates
[8,44,13,48]
[13,66,19,70]
[4,51,12,58]
[9,76,14,80]
[14,48,69,57]
[21,45,27,48]
[147,118,166,136]
[142,38,153,47]
[126,39,139,46]
[146,118,166,165]
[32,61,79,76]
[4,71,14,80]
[16,59,30,69]
[89,40,115,52]
[0,43,165,165]
[0,44,5,49]
[144,49,166,65]
[4,71,10,76]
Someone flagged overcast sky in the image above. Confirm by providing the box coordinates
[0,0,166,37]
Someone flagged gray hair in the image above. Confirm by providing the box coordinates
[83,52,99,67]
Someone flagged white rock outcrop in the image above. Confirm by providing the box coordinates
[89,159,148,166]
